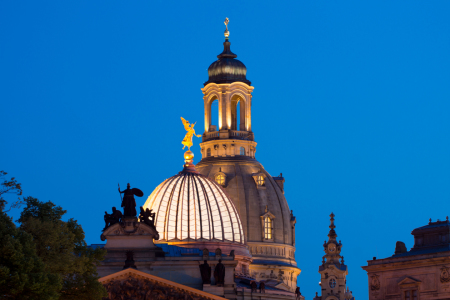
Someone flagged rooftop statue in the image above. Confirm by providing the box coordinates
[214,259,225,286]
[199,260,211,284]
[118,183,143,217]
[103,206,123,231]
[123,250,137,270]
[181,117,201,151]
[259,282,265,293]
[139,206,156,229]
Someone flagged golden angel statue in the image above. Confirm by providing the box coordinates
[181,117,201,150]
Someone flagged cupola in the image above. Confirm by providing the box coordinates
[204,18,250,86]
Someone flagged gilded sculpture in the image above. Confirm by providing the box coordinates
[181,117,201,151]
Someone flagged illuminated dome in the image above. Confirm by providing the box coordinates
[143,164,244,244]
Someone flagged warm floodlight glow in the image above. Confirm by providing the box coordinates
[264,216,272,239]
[256,175,264,186]
[215,174,225,185]
[143,173,244,243]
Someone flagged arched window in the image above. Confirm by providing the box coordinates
[231,95,245,131]
[329,278,336,288]
[256,175,264,186]
[240,147,245,156]
[215,173,225,186]
[207,148,211,157]
[264,216,272,240]
[209,98,219,131]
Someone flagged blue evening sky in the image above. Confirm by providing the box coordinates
[1,1,449,298]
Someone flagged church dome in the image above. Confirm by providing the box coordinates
[143,165,244,244]
[204,40,251,86]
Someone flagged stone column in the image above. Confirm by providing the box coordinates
[204,98,210,133]
[219,91,226,130]
[240,98,246,131]
[246,94,252,132]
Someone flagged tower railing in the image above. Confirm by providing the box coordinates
[202,130,254,142]
[230,130,254,141]
[202,131,219,141]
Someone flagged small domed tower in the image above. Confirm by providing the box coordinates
[314,213,354,300]
[200,18,254,153]
[196,18,300,292]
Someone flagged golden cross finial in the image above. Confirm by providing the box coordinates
[224,17,230,39]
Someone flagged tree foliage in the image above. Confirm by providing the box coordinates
[1,186,107,299]
[18,196,108,300]
[0,211,61,299]
[0,170,23,212]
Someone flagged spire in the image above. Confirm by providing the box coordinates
[328,212,337,241]
[318,213,349,300]
[218,18,237,59]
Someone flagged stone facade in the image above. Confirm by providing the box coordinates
[362,218,450,300]
[98,215,238,296]
[96,189,299,300]
[196,157,299,291]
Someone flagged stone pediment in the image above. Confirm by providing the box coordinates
[398,276,422,288]
[100,268,227,300]
[260,210,276,220]
[101,220,159,249]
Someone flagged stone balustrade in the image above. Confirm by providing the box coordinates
[203,130,254,142]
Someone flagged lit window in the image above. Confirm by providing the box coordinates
[216,174,225,185]
[256,175,264,186]
[329,279,336,288]
[207,148,211,157]
[264,216,272,239]
[240,147,245,155]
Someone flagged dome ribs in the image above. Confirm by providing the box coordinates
[214,180,236,242]
[158,176,179,241]
[191,175,203,240]
[142,170,245,245]
[197,177,214,241]
[176,174,188,240]
[203,177,224,241]
[167,175,184,241]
